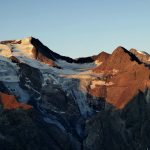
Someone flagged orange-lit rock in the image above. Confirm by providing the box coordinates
[130,48,150,65]
[36,52,57,67]
[0,92,32,110]
[91,47,150,109]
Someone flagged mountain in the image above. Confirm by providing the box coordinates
[0,37,150,150]
[93,46,150,108]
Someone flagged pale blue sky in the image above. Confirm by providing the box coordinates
[0,0,150,57]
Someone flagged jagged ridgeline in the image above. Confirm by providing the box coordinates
[0,37,150,150]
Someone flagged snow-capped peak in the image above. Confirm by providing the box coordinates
[136,50,146,55]
[21,37,32,45]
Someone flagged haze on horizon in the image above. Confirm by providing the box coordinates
[0,0,150,58]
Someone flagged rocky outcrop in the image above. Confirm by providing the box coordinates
[19,63,44,91]
[0,92,32,110]
[130,48,150,65]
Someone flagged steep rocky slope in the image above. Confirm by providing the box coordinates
[0,37,150,150]
[92,46,150,108]
[130,48,150,65]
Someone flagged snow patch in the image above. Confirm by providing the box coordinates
[0,39,35,59]
[0,44,12,57]
[137,50,146,55]
[0,57,19,82]
[11,43,35,58]
[56,60,95,70]
[95,60,102,66]
[21,37,32,45]
[90,80,114,89]
[112,69,119,75]
[0,56,13,63]
[15,56,50,69]
[59,78,92,117]
[4,82,30,103]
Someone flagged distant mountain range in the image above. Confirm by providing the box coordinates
[0,37,150,150]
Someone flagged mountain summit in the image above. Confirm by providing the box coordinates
[0,37,150,150]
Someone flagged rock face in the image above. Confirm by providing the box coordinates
[92,46,150,108]
[0,92,32,110]
[130,48,150,65]
[93,51,110,66]
[84,89,150,150]
[0,37,150,150]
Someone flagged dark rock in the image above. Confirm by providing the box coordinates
[19,63,44,91]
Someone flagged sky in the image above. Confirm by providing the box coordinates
[0,0,150,58]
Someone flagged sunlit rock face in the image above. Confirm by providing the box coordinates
[0,92,32,110]
[130,48,150,65]
[0,37,150,150]
[92,46,150,108]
